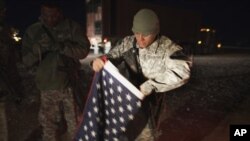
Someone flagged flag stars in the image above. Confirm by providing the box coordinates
[126,94,132,101]
[91,130,96,137]
[96,117,100,122]
[112,128,117,134]
[83,125,88,131]
[92,97,96,104]
[109,88,114,95]
[105,119,110,125]
[117,86,122,93]
[119,117,125,123]
[102,71,106,76]
[136,101,141,108]
[127,104,133,111]
[88,112,92,118]
[89,121,93,127]
[93,106,98,113]
[105,100,109,106]
[96,83,101,89]
[111,98,115,105]
[119,106,124,113]
[103,80,107,86]
[105,129,110,135]
[109,77,114,84]
[85,135,89,140]
[117,95,122,103]
[120,126,126,132]
[112,118,117,124]
[76,65,144,141]
[105,110,109,116]
[128,114,134,120]
[111,108,116,114]
[104,90,108,96]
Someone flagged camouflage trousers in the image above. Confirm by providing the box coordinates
[39,88,77,141]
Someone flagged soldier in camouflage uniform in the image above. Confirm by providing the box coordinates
[22,1,90,141]
[92,9,191,141]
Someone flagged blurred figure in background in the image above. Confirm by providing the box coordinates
[21,1,90,141]
[0,0,23,140]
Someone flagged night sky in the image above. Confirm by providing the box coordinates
[5,0,250,47]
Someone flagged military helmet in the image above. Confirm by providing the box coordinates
[132,9,160,35]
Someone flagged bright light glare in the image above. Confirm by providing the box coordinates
[217,43,222,48]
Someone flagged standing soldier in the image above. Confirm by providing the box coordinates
[22,1,90,141]
[91,9,191,141]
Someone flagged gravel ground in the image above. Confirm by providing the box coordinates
[3,49,250,141]
[158,49,250,141]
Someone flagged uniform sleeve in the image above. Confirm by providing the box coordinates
[21,27,40,67]
[106,36,133,66]
[140,45,191,96]
[60,21,90,60]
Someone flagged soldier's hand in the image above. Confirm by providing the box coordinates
[92,58,105,72]
[140,82,153,96]
[140,88,147,96]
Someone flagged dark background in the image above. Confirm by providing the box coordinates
[5,0,87,34]
[142,0,250,47]
[5,0,250,47]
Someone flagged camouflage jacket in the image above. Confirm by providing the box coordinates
[22,18,90,90]
[106,35,191,96]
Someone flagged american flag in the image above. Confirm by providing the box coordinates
[74,61,145,141]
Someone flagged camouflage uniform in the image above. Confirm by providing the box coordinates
[22,18,90,141]
[106,35,191,141]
